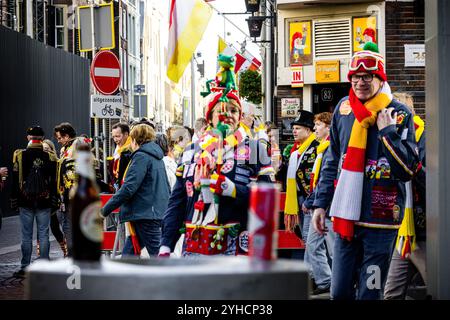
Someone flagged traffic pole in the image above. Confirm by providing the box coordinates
[90,1,100,163]
[139,91,142,119]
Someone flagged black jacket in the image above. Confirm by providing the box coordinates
[11,141,58,210]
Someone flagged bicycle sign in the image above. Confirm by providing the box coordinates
[102,104,115,116]
[90,94,123,119]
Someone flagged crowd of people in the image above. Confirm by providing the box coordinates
[3,42,426,300]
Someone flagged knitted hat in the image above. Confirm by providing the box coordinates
[291,110,315,130]
[27,125,45,137]
[348,42,387,82]
[205,91,242,123]
[363,28,376,43]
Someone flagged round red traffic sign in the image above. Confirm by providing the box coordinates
[90,50,121,95]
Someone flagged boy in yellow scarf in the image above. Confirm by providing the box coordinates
[302,112,335,295]
[311,43,420,300]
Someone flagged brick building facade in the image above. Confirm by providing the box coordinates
[385,0,425,117]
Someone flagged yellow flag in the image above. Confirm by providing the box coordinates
[167,0,212,83]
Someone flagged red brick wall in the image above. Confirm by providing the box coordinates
[385,1,425,117]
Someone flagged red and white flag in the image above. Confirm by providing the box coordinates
[235,50,262,73]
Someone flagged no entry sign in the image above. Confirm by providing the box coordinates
[90,50,121,95]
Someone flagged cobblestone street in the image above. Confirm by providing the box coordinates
[0,216,64,300]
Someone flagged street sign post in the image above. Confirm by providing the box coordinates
[90,95,124,119]
[78,2,115,52]
[134,84,145,118]
[90,50,121,95]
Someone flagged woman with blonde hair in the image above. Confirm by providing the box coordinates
[101,124,170,257]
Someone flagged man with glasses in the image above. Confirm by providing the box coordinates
[311,42,420,300]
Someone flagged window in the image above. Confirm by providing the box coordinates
[129,65,135,104]
[122,9,127,39]
[131,15,136,56]
[313,19,351,59]
[55,6,67,50]
[122,49,128,91]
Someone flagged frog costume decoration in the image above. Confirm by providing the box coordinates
[200,54,237,104]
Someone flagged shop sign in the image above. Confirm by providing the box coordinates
[281,98,301,118]
[315,60,340,83]
[291,65,304,88]
[404,44,425,67]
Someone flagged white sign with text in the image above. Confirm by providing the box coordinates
[404,44,425,67]
[281,98,301,118]
[90,95,124,119]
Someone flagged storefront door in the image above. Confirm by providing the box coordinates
[312,83,351,114]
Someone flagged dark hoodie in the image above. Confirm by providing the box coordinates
[102,141,170,222]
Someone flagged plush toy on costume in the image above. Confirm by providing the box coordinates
[200,54,237,103]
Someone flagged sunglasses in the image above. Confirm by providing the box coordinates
[349,55,382,71]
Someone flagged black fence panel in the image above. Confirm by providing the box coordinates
[0,25,90,217]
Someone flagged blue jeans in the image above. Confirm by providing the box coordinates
[19,207,51,269]
[122,219,162,257]
[301,211,311,243]
[57,210,72,256]
[331,226,397,300]
[305,217,335,289]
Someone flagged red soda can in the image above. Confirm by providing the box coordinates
[248,182,280,260]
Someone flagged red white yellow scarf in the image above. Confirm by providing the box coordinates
[190,125,248,226]
[113,136,132,179]
[330,83,393,241]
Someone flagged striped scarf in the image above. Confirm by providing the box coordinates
[310,139,330,192]
[194,125,247,187]
[330,83,393,241]
[113,136,132,179]
[396,115,424,258]
[284,133,317,232]
[122,161,141,256]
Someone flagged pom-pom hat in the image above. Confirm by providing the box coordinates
[205,91,242,123]
[348,42,387,82]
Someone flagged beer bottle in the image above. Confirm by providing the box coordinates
[70,143,103,261]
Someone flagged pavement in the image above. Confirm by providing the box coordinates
[0,215,64,300]
[0,215,330,300]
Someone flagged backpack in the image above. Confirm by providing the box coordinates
[22,157,50,201]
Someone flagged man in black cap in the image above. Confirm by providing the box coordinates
[10,126,58,278]
[284,110,319,246]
